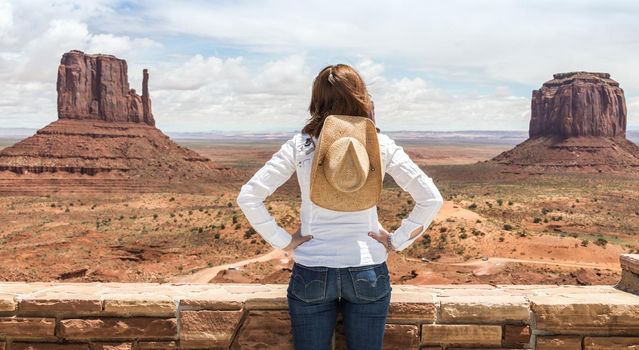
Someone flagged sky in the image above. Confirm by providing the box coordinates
[0,0,638,133]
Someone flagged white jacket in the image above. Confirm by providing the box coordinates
[236,131,444,267]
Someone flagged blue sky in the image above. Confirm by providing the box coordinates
[1,0,638,132]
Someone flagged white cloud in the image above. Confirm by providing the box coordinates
[1,0,638,131]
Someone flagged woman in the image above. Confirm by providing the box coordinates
[236,64,444,350]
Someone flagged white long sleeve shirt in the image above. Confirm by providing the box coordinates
[236,131,444,267]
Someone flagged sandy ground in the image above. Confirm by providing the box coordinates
[0,140,636,285]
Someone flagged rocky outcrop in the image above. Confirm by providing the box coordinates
[490,72,639,172]
[529,72,626,139]
[0,50,227,193]
[57,50,155,126]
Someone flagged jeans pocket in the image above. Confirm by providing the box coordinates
[288,263,328,303]
[348,262,391,302]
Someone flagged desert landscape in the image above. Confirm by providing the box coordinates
[0,53,637,288]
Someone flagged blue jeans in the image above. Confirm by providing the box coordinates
[286,261,392,350]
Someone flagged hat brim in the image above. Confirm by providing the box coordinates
[310,115,382,211]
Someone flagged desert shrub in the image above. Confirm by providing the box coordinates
[508,200,513,206]
[420,235,431,247]
[498,236,505,242]
[220,223,225,229]
[595,238,608,247]
[439,227,448,233]
[581,239,589,247]
[244,227,256,239]
[169,197,175,202]
[541,207,551,215]
[234,223,241,230]
[543,218,549,223]
[232,215,238,224]
[459,232,468,239]
[503,224,513,231]
[153,214,158,220]
[214,233,220,239]
[497,199,503,206]
[468,203,477,209]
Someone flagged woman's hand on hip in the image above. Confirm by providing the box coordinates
[369,225,424,251]
[283,226,313,252]
[368,226,393,251]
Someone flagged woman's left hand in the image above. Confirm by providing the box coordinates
[368,226,393,251]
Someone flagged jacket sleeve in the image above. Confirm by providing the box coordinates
[236,136,296,250]
[383,136,444,251]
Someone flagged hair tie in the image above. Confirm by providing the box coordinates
[328,67,336,86]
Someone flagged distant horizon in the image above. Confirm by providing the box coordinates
[1,127,639,137]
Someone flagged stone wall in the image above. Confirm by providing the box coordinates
[0,254,638,349]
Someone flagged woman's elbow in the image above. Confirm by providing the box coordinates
[236,185,251,209]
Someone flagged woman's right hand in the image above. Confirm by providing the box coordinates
[283,226,313,252]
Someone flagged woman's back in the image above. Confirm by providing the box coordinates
[236,131,444,267]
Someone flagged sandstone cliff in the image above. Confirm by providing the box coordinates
[529,72,626,139]
[491,72,639,172]
[57,50,155,126]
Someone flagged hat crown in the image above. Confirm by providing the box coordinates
[309,115,382,211]
[324,137,369,193]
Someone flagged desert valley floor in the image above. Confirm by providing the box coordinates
[0,137,637,286]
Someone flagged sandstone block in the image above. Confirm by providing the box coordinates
[103,294,175,316]
[59,317,177,340]
[18,297,101,315]
[0,294,16,312]
[618,270,639,295]
[439,295,529,322]
[421,324,502,346]
[231,310,292,349]
[0,317,55,336]
[10,344,89,350]
[584,336,639,349]
[383,324,420,350]
[503,324,531,347]
[387,291,436,322]
[530,292,639,334]
[90,344,132,350]
[136,342,177,350]
[179,310,244,349]
[621,254,639,274]
[536,335,582,350]
[334,323,419,350]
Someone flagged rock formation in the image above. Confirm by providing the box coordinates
[491,72,639,172]
[57,50,155,126]
[529,72,626,138]
[0,50,227,193]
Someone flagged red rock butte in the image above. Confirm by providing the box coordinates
[0,50,229,194]
[491,72,639,172]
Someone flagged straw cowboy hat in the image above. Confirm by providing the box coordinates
[310,115,383,211]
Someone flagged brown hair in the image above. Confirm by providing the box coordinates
[302,64,379,138]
